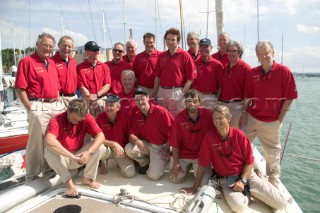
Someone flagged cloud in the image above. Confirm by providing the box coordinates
[41,28,88,48]
[296,24,320,34]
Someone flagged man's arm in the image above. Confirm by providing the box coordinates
[79,86,90,99]
[181,80,193,94]
[170,147,181,180]
[152,76,160,98]
[88,132,104,153]
[278,100,293,123]
[97,84,111,99]
[239,98,251,129]
[129,134,149,154]
[15,88,32,110]
[229,163,253,192]
[46,133,79,160]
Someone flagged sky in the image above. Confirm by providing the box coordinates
[0,0,319,73]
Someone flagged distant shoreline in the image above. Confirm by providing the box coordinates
[294,73,320,78]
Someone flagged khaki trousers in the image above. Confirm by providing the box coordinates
[244,114,282,187]
[137,85,154,97]
[44,143,105,183]
[200,94,217,111]
[61,95,78,109]
[125,141,168,180]
[102,147,136,178]
[169,158,212,185]
[157,87,185,117]
[220,170,287,212]
[26,101,64,181]
[222,101,243,128]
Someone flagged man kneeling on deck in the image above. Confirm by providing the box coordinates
[45,99,105,197]
[182,104,287,212]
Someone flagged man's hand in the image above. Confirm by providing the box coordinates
[170,162,181,181]
[136,140,149,154]
[180,186,198,195]
[159,146,170,161]
[112,143,125,158]
[229,180,245,192]
[75,151,90,165]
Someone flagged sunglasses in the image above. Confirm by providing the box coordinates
[113,49,124,53]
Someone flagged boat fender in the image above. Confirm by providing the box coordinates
[186,185,216,213]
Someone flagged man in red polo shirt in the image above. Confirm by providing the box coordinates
[45,99,105,197]
[106,42,132,94]
[123,40,137,67]
[187,32,201,62]
[212,32,230,66]
[77,41,111,117]
[133,32,161,96]
[192,38,224,110]
[220,40,251,128]
[153,28,197,117]
[117,70,136,116]
[15,33,64,181]
[96,94,135,178]
[239,41,298,188]
[125,88,174,180]
[183,104,287,212]
[51,36,78,107]
[169,90,212,184]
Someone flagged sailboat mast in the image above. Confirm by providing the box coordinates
[179,0,184,50]
[215,0,224,37]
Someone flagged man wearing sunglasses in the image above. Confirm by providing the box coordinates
[182,104,287,212]
[169,89,213,184]
[77,41,111,117]
[106,42,132,94]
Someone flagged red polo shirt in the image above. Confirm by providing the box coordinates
[199,127,254,177]
[96,110,130,148]
[15,52,60,99]
[220,59,251,101]
[192,57,223,93]
[212,51,229,66]
[77,60,111,94]
[122,54,136,67]
[245,61,298,122]
[154,48,197,87]
[133,49,161,88]
[117,87,137,116]
[106,59,132,94]
[187,49,201,62]
[130,103,174,145]
[169,107,213,159]
[51,52,78,94]
[47,112,102,152]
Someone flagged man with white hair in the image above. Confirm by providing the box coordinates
[212,32,230,65]
[123,39,137,67]
[186,32,201,61]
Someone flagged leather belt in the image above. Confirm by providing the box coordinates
[160,86,182,89]
[60,93,76,97]
[29,98,58,103]
[201,92,217,95]
[222,99,243,103]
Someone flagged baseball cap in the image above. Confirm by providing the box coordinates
[104,93,120,103]
[199,38,211,46]
[134,88,148,96]
[85,41,101,51]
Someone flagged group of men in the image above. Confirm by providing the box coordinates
[14,26,297,212]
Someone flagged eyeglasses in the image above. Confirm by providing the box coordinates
[113,49,124,53]
[41,43,54,49]
[227,49,238,53]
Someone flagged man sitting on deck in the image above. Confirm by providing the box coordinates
[45,99,105,197]
[182,104,287,212]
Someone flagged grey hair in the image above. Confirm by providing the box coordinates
[67,99,88,117]
[36,33,56,46]
[187,32,200,41]
[218,32,230,39]
[255,41,274,53]
[213,103,232,120]
[227,40,244,58]
[114,42,125,49]
[121,69,135,78]
[126,40,137,49]
[58,36,73,46]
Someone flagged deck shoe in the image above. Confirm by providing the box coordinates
[138,164,149,175]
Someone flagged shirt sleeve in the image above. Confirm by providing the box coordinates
[15,58,29,89]
[103,64,112,85]
[85,114,102,137]
[47,117,60,137]
[76,64,85,89]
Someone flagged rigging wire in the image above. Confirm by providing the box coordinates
[88,0,97,41]
[74,0,94,36]
[56,0,70,33]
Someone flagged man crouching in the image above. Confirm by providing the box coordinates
[45,99,105,197]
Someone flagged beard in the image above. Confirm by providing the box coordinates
[187,106,197,113]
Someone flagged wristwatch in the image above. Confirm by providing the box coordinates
[88,149,94,156]
[240,177,247,184]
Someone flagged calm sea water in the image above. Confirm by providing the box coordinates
[255,77,320,213]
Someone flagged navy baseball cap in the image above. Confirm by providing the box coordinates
[85,41,101,51]
[199,38,212,46]
[104,94,120,103]
[134,88,148,96]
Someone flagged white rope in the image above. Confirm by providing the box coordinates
[284,153,320,162]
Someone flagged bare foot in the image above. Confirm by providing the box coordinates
[98,160,108,175]
[66,179,79,196]
[82,177,101,189]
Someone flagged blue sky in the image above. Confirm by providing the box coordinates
[0,0,319,73]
